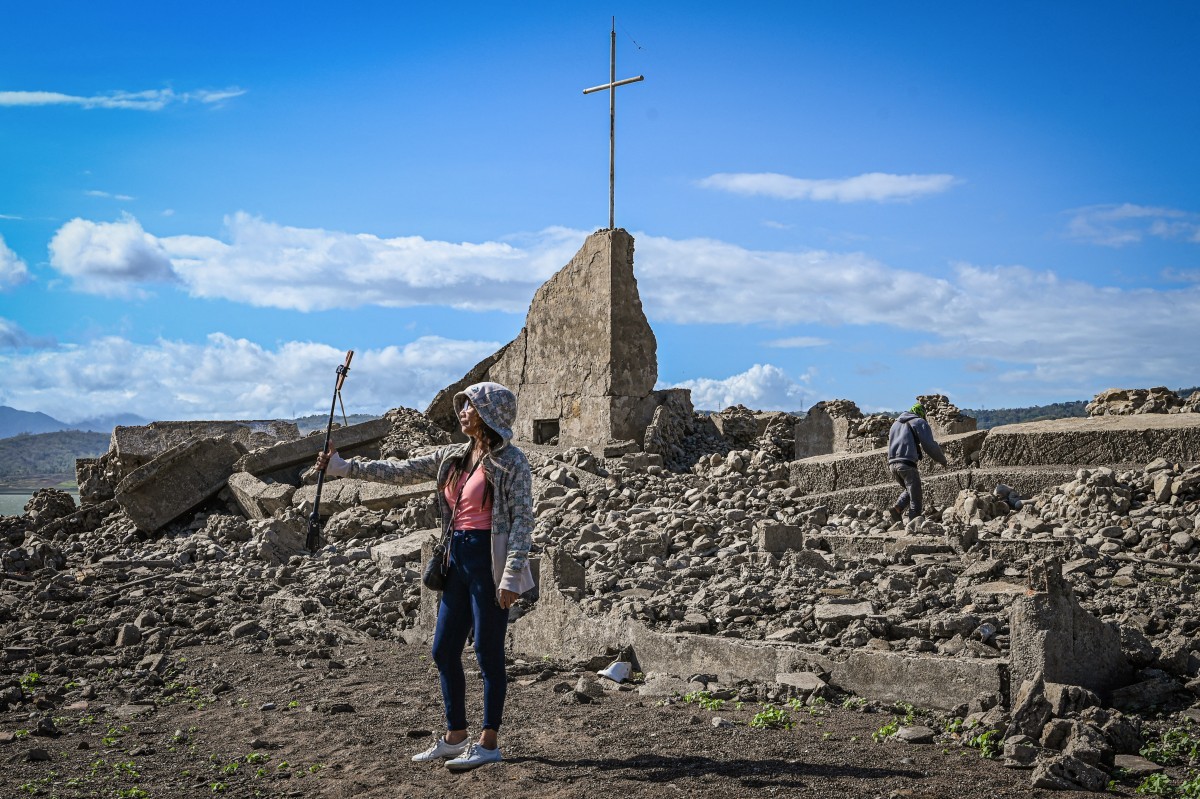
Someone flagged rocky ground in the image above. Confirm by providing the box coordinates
[3,636,1115,799]
[4,400,1200,795]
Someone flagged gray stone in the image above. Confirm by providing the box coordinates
[754,522,804,553]
[894,725,936,744]
[1030,753,1108,792]
[227,471,296,520]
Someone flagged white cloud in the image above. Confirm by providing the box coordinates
[907,262,1200,392]
[765,336,830,348]
[0,318,55,349]
[0,333,499,423]
[697,172,959,203]
[0,87,246,111]
[669,364,810,412]
[1066,203,1200,247]
[38,215,1200,401]
[46,213,583,310]
[49,215,177,297]
[0,235,31,290]
[86,190,135,201]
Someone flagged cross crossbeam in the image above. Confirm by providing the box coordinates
[582,18,644,230]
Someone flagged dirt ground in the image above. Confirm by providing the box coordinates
[2,639,1120,799]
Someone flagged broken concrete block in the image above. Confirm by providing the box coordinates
[227,471,296,520]
[370,529,440,569]
[774,671,827,694]
[754,521,803,553]
[813,600,873,626]
[1009,559,1132,700]
[115,436,245,533]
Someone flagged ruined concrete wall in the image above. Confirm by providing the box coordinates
[427,229,659,450]
[1009,560,1131,700]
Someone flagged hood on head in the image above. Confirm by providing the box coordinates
[453,381,517,448]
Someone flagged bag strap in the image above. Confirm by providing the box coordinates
[441,447,484,544]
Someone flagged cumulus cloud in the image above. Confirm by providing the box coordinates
[49,215,177,297]
[0,235,31,290]
[1065,203,1200,247]
[46,213,584,310]
[0,87,246,110]
[0,333,499,423]
[38,214,1200,399]
[669,364,811,412]
[697,172,959,203]
[0,318,55,349]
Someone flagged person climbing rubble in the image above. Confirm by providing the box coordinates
[886,401,948,522]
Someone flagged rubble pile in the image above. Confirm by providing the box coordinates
[4,389,1200,793]
[1087,386,1200,417]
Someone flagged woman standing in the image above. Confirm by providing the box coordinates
[317,381,535,771]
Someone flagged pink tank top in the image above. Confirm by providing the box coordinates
[445,460,493,530]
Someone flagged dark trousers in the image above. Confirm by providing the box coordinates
[889,462,923,519]
[431,529,509,732]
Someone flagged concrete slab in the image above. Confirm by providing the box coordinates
[235,417,392,477]
[112,420,298,462]
[292,479,435,516]
[831,650,1004,711]
[371,529,440,569]
[115,437,245,533]
[981,414,1200,468]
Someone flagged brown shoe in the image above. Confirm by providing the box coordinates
[888,506,903,523]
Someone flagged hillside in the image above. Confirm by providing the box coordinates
[964,401,1088,429]
[0,430,109,483]
[0,405,148,438]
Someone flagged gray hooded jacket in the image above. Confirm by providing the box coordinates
[887,411,948,468]
[347,382,535,597]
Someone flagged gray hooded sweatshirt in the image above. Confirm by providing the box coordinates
[347,382,536,597]
[887,411,948,468]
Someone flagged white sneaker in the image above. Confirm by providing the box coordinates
[412,736,470,762]
[445,742,503,771]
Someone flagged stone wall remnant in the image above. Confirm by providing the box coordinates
[1009,559,1131,700]
[426,228,666,451]
[1087,386,1200,416]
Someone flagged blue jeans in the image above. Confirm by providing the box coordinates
[889,462,923,518]
[431,529,509,732]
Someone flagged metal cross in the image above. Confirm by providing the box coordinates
[583,17,644,230]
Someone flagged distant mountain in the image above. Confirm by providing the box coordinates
[0,406,67,438]
[0,406,148,439]
[0,430,110,483]
[77,412,149,433]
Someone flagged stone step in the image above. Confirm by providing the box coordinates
[794,465,1086,513]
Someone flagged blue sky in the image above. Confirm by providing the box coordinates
[1,2,1198,423]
